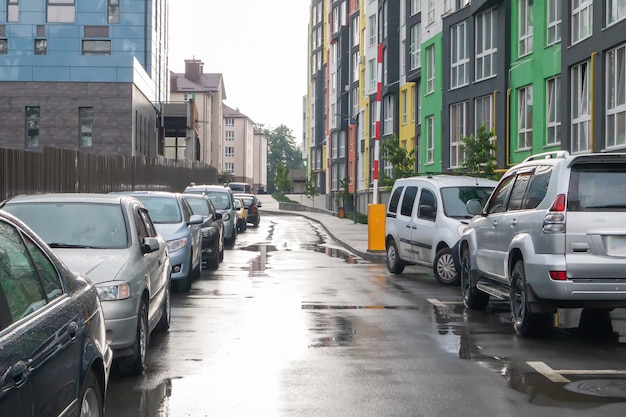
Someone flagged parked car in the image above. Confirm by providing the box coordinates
[234,193,261,227]
[184,184,238,246]
[227,181,252,194]
[0,209,112,416]
[459,151,626,336]
[385,175,497,285]
[1,193,171,377]
[181,193,225,270]
[116,191,203,293]
[234,196,248,232]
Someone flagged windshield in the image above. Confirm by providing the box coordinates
[440,186,494,218]
[206,192,231,210]
[133,196,182,224]
[3,202,129,249]
[185,198,210,217]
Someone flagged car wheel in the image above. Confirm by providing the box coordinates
[510,260,552,337]
[386,239,405,274]
[155,279,171,332]
[117,301,149,376]
[207,243,220,270]
[433,247,459,285]
[460,246,489,310]
[79,370,103,417]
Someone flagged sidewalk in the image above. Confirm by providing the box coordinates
[256,193,386,264]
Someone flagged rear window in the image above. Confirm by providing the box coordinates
[568,163,626,211]
[207,192,231,210]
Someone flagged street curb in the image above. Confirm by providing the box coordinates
[259,207,386,264]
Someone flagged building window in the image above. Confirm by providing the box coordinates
[368,58,376,91]
[475,94,494,137]
[572,0,592,44]
[426,45,435,94]
[517,85,533,150]
[401,89,408,125]
[475,8,497,81]
[47,0,75,23]
[425,115,434,164]
[79,107,93,148]
[606,45,626,148]
[451,20,469,89]
[410,23,421,71]
[547,0,561,45]
[450,101,468,168]
[383,95,394,135]
[34,39,47,55]
[518,0,533,57]
[25,106,40,149]
[608,0,626,25]
[414,83,420,123]
[427,0,435,25]
[108,0,119,24]
[370,104,376,138]
[352,52,359,82]
[352,88,358,118]
[572,60,590,153]
[0,39,7,54]
[225,118,234,126]
[352,15,360,46]
[546,76,561,146]
[410,0,420,15]
[368,15,376,46]
[225,147,235,158]
[82,40,111,55]
[225,163,234,173]
[8,0,18,22]
[225,131,235,141]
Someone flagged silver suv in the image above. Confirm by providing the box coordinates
[459,151,626,336]
[385,175,497,285]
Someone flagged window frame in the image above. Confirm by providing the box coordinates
[425,115,434,164]
[46,0,75,23]
[546,76,561,146]
[426,45,435,94]
[518,0,533,57]
[25,106,40,149]
[572,0,593,45]
[450,101,468,168]
[517,85,533,150]
[547,0,561,45]
[475,8,497,81]
[79,107,93,149]
[450,20,469,89]
[571,60,591,153]
[606,44,626,149]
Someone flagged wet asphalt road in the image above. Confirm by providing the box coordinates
[105,215,626,417]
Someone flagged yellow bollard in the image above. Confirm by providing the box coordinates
[368,204,386,252]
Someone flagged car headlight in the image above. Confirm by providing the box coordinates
[97,282,131,301]
[202,227,217,238]
[222,213,231,221]
[167,237,189,253]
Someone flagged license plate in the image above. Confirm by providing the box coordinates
[606,235,626,256]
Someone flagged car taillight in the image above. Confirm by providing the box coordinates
[549,271,567,281]
[543,193,566,233]
[250,206,258,214]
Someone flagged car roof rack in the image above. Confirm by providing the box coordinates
[522,150,569,163]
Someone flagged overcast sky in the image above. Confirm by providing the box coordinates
[168,1,309,140]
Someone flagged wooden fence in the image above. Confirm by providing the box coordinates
[0,147,218,201]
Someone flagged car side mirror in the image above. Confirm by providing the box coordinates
[188,214,204,225]
[142,237,160,254]
[419,205,436,220]
[215,212,222,220]
[466,199,484,215]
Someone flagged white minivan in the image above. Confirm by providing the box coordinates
[385,175,496,285]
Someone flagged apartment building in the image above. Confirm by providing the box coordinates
[306,0,626,212]
[0,0,168,157]
[222,105,255,186]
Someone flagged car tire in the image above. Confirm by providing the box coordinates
[386,239,405,274]
[460,246,489,310]
[79,370,104,417]
[510,260,552,337]
[207,242,220,270]
[433,247,459,285]
[117,300,149,376]
[155,280,171,333]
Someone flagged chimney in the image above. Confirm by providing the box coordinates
[184,59,203,81]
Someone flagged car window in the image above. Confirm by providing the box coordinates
[486,175,515,214]
[523,166,551,209]
[4,202,128,248]
[507,173,532,211]
[400,186,418,217]
[440,186,494,218]
[138,208,158,238]
[568,162,626,211]
[417,188,436,221]
[136,196,182,224]
[0,222,51,328]
[186,198,210,217]
[207,192,231,210]
[388,186,403,214]
[24,236,63,301]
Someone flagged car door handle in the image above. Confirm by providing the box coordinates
[510,220,517,227]
[67,321,79,340]
[10,360,28,386]
[492,220,498,227]
[412,225,417,229]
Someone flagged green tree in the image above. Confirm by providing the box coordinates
[380,134,417,183]
[218,171,234,185]
[274,160,292,193]
[262,124,305,193]
[304,176,320,206]
[460,123,498,176]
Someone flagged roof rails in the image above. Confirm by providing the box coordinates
[522,150,569,163]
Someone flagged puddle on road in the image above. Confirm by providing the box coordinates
[239,242,364,265]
